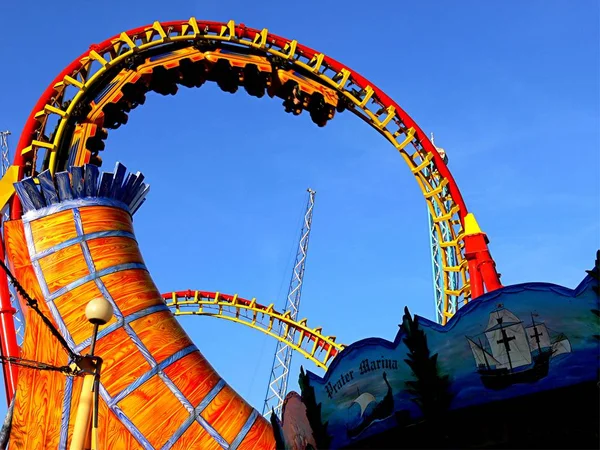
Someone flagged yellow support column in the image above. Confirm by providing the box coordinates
[69,374,95,450]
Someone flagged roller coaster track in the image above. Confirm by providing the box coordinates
[162,291,344,370]
[5,18,481,318]
[0,18,503,400]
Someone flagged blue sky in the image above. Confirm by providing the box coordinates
[0,0,598,420]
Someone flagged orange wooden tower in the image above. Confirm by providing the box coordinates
[5,163,275,449]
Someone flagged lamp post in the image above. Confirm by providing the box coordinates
[70,298,113,450]
[85,298,113,356]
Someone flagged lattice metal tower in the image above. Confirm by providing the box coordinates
[262,188,316,419]
[427,134,460,323]
[0,131,10,178]
[0,130,25,346]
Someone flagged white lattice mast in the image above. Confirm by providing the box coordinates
[0,131,10,181]
[262,188,316,419]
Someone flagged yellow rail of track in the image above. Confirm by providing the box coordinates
[163,290,345,370]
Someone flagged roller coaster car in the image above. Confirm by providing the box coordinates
[269,70,338,127]
[85,70,148,129]
[93,48,209,124]
[141,47,206,71]
[68,74,148,168]
[204,48,271,72]
[69,122,108,166]
[66,46,341,170]
[203,48,272,97]
[139,48,208,95]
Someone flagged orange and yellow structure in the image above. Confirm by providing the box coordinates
[6,164,274,448]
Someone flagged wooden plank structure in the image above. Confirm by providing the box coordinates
[5,163,275,449]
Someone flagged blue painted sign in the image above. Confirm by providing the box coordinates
[304,271,599,449]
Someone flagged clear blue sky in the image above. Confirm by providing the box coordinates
[0,0,598,420]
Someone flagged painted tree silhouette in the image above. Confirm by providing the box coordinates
[402,306,453,424]
[586,250,600,343]
[269,409,287,450]
[586,249,599,296]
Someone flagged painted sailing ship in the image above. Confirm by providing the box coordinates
[466,307,571,390]
[346,372,394,439]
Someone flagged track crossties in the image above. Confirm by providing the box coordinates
[11,18,474,323]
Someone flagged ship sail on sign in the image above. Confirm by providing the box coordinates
[551,333,572,356]
[346,373,395,440]
[484,309,532,370]
[466,308,571,390]
[526,322,551,350]
[467,337,500,367]
[352,393,376,417]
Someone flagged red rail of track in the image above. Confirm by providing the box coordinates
[11,20,468,223]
